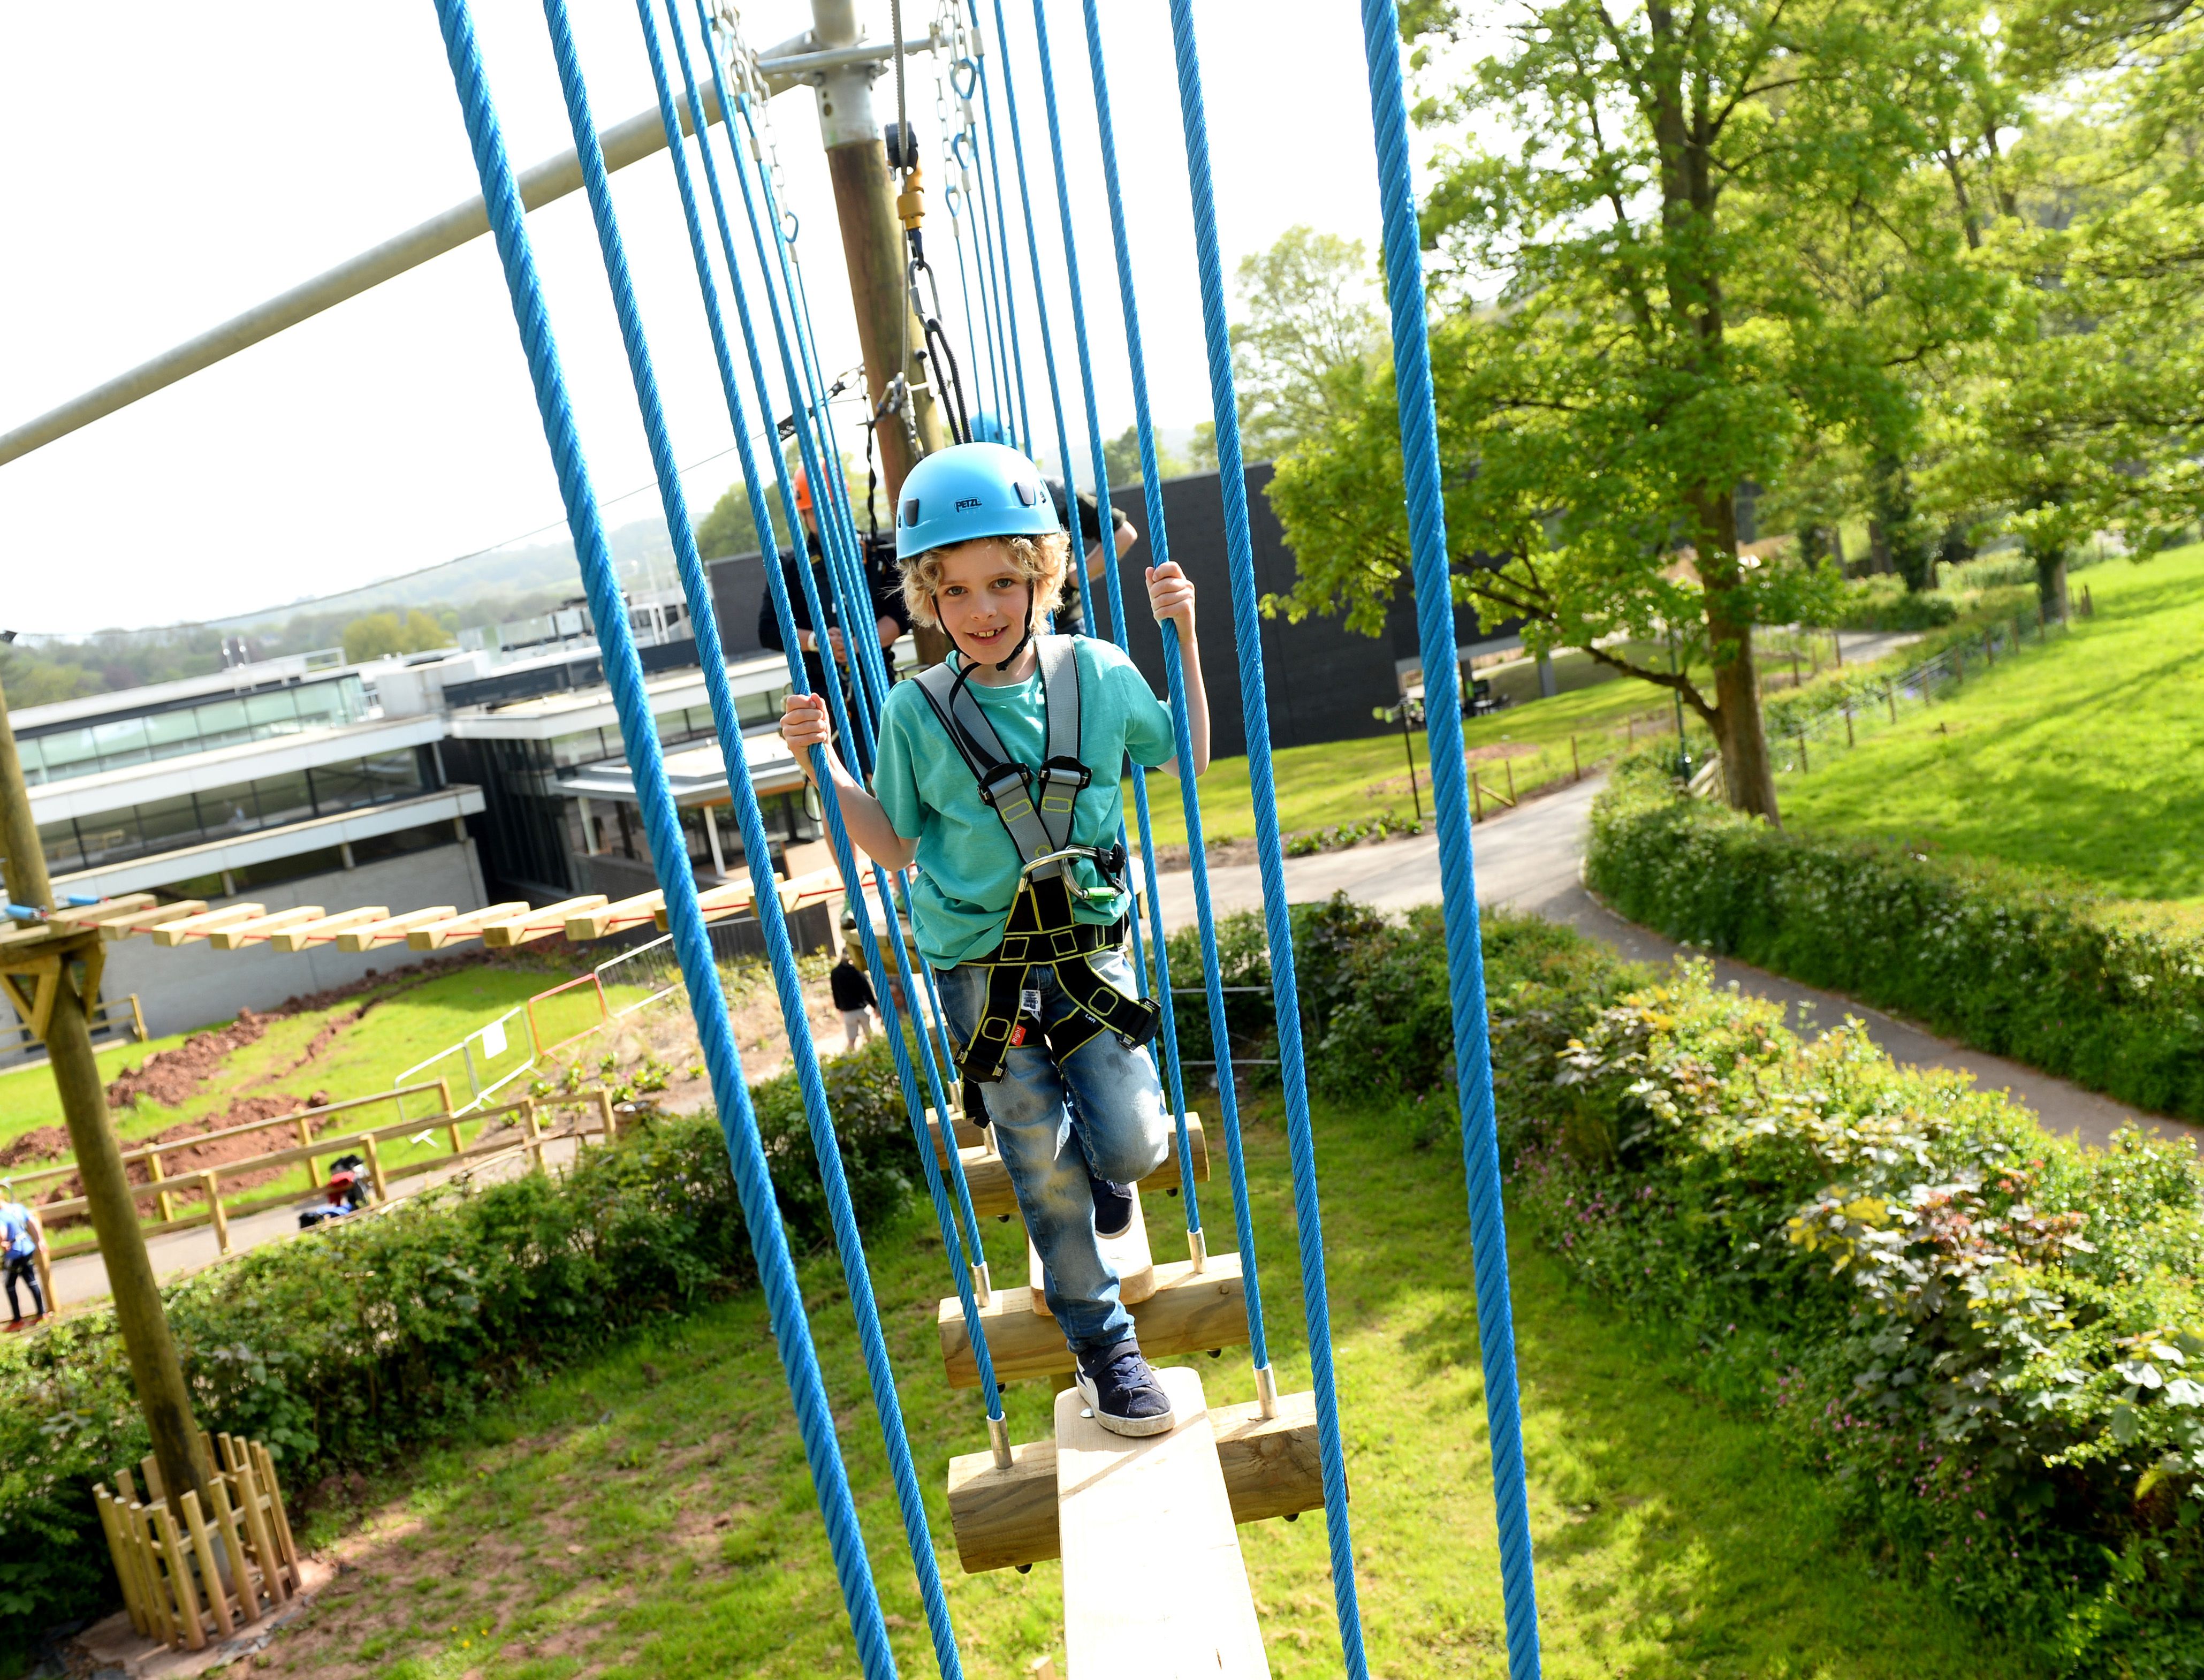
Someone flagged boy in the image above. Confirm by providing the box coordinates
[781,442,1208,1435]
[1,1185,45,1329]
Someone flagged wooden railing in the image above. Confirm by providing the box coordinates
[22,1086,620,1262]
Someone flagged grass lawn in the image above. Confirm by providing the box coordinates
[1779,543,2204,904]
[1129,672,1694,852]
[266,1090,2032,1679]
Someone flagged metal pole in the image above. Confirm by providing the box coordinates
[0,87,732,468]
[0,677,209,1510]
[1399,704,1421,825]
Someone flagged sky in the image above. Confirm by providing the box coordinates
[0,0,1419,638]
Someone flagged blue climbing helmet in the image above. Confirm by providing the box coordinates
[895,440,1057,561]
[967,411,1009,446]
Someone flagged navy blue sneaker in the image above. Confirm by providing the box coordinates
[1089,1175,1135,1241]
[1075,1340,1177,1437]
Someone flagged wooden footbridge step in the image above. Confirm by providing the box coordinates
[1055,1368,1269,1676]
[946,1387,1324,1573]
[938,1252,1247,1387]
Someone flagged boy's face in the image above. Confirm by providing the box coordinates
[932,539,1032,664]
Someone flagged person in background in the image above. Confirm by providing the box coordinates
[967,414,1139,638]
[1,1186,46,1329]
[830,945,880,1051]
[758,466,910,697]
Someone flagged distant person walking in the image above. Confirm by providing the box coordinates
[1,1188,46,1329]
[830,953,879,1051]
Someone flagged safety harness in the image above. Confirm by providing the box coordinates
[911,635,1160,1089]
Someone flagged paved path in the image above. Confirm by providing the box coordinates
[1143,775,2198,1154]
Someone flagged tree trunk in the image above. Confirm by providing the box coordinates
[2034,549,2070,619]
[1691,489,1780,823]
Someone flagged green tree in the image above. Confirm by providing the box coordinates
[1100,426,1189,488]
[1229,226,1385,461]
[341,610,448,663]
[695,452,881,559]
[1269,0,2001,818]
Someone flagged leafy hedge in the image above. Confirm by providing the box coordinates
[0,1042,915,1657]
[1585,754,2204,1121]
[1489,948,2204,1675]
[1206,895,2204,1672]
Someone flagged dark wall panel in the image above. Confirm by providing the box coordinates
[1111,466,1403,759]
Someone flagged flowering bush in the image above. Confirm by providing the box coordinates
[1494,956,2204,1674]
[1585,752,2204,1120]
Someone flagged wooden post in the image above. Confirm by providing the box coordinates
[1503,757,1515,804]
[130,993,147,1043]
[1570,734,1580,782]
[1798,731,1809,774]
[295,1112,316,1190]
[153,1503,206,1650]
[32,1230,54,1317]
[250,1438,299,1575]
[523,1097,544,1173]
[1470,772,1484,822]
[206,1473,256,1623]
[148,1147,175,1223]
[1887,685,1898,724]
[202,1172,229,1255]
[1,674,209,1509]
[1844,704,1854,748]
[597,1086,616,1144]
[361,1130,388,1200]
[1954,645,1965,681]
[132,1502,179,1649]
[93,1492,149,1637]
[180,1488,235,1638]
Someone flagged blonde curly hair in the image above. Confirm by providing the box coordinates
[899,529,1071,630]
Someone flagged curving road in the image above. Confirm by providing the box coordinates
[1141,774,2199,1154]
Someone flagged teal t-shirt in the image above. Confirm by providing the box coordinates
[875,637,1176,966]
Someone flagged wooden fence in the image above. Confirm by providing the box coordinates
[11,1086,621,1268]
[93,1431,299,1653]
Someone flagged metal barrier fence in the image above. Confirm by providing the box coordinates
[392,932,694,1118]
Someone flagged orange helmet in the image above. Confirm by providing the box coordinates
[793,467,814,515]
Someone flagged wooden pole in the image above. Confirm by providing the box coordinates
[361,1130,388,1200]
[814,0,948,663]
[0,675,209,1509]
[202,1172,230,1256]
[149,1147,175,1223]
[1570,735,1580,782]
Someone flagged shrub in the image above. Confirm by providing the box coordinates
[1584,755,2204,1121]
[1492,956,2204,1675]
[1828,575,1962,631]
[0,1040,914,1658]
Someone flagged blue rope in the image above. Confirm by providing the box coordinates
[985,0,1197,1238]
[424,6,894,1673]
[664,0,999,1350]
[961,0,1033,450]
[1357,5,1539,1668]
[976,0,1090,637]
[1081,0,1371,1667]
[550,6,971,1671]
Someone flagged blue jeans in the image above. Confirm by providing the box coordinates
[936,948,1169,1358]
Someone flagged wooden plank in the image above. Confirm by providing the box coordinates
[1030,1190,1155,1317]
[947,1388,1322,1573]
[266,905,390,953]
[945,1114,1206,1220]
[207,906,326,951]
[567,890,662,941]
[652,879,756,932]
[1055,1368,1267,1677]
[939,1253,1245,1389]
[94,900,208,939]
[481,895,607,947]
[150,903,266,946]
[405,900,530,951]
[44,892,159,930]
[333,906,458,952]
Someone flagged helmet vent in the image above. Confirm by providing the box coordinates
[901,498,921,526]
[1015,479,1039,506]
